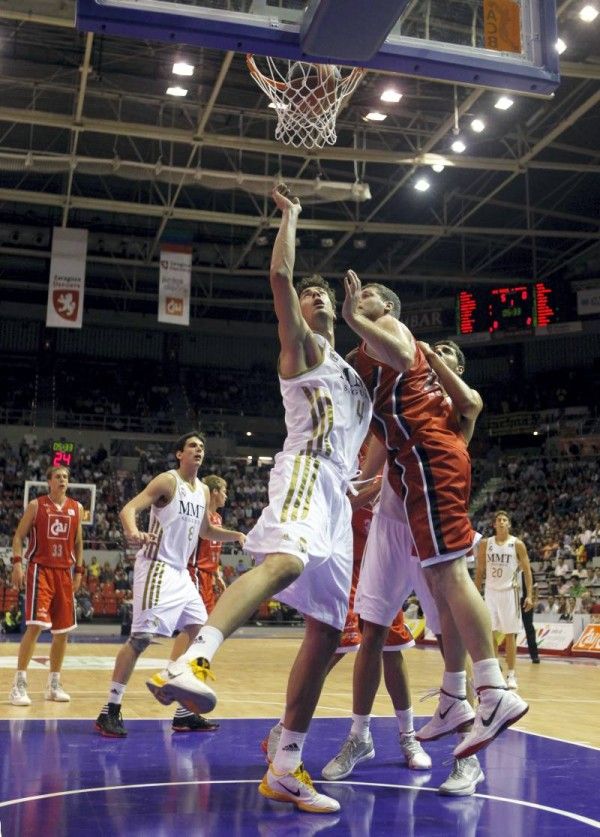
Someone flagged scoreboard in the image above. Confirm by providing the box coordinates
[457,282,559,335]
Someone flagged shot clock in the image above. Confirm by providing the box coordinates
[52,440,76,468]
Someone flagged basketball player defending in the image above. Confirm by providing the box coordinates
[10,465,84,705]
[188,475,229,615]
[343,272,528,760]
[147,185,371,814]
[476,511,533,691]
[95,433,245,737]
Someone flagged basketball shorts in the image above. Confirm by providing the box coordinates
[485,587,522,634]
[132,558,207,637]
[198,569,217,614]
[387,443,480,566]
[355,479,441,634]
[25,564,76,633]
[244,454,353,631]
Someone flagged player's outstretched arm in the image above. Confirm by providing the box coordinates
[418,341,483,429]
[342,270,414,372]
[199,486,246,547]
[119,472,175,547]
[11,500,38,589]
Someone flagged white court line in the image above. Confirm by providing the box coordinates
[0,778,598,829]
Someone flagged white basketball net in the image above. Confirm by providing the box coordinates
[247,56,365,150]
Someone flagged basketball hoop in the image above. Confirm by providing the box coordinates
[247,54,365,150]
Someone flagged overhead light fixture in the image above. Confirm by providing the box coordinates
[321,237,334,248]
[246,431,253,436]
[353,238,367,249]
[414,178,430,192]
[495,95,514,110]
[166,86,188,97]
[555,38,567,54]
[380,88,402,103]
[579,5,598,22]
[451,139,466,153]
[431,163,445,173]
[172,61,194,76]
[471,118,486,133]
[268,101,289,110]
[364,111,387,122]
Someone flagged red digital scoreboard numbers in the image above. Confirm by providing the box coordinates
[52,441,75,467]
[457,282,557,335]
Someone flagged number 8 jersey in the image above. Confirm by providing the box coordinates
[279,334,372,482]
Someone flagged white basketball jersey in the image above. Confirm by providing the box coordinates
[138,470,206,569]
[279,334,372,481]
[485,535,519,592]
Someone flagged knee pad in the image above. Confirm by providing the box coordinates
[128,633,153,654]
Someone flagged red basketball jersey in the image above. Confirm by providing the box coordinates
[192,511,223,573]
[24,495,80,569]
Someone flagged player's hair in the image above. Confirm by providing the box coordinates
[46,465,70,480]
[174,431,206,453]
[363,283,401,319]
[204,475,227,493]
[295,274,336,312]
[494,510,511,523]
[433,339,466,370]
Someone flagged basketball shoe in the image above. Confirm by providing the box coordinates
[9,678,31,706]
[416,689,475,741]
[454,687,528,758]
[506,672,518,690]
[399,732,432,770]
[438,756,484,796]
[146,657,217,715]
[172,711,219,733]
[45,682,71,702]
[95,704,127,738]
[259,763,340,813]
[321,732,375,781]
[260,721,282,762]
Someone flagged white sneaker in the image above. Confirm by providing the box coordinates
[146,657,217,715]
[439,756,485,796]
[506,673,518,690]
[9,681,32,706]
[260,722,282,762]
[45,683,71,702]
[454,688,528,758]
[259,763,340,814]
[399,732,432,770]
[416,690,475,742]
[321,733,375,781]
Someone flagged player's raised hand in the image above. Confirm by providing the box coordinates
[342,269,363,325]
[272,183,302,214]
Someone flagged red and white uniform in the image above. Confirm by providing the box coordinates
[353,339,478,566]
[188,510,223,614]
[338,503,414,653]
[24,495,80,633]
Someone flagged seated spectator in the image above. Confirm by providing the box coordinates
[99,561,114,583]
[554,556,569,578]
[76,586,94,622]
[114,570,129,592]
[88,556,101,579]
[2,605,22,634]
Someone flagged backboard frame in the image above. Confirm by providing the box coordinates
[76,0,560,96]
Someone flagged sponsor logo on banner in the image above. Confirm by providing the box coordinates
[517,621,573,651]
[577,287,600,316]
[159,244,192,326]
[46,228,88,329]
[572,624,600,654]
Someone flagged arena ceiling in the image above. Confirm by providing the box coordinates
[0,0,599,322]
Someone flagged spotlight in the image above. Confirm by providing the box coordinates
[166,86,188,97]
[380,88,402,103]
[451,139,466,153]
[579,5,598,22]
[414,178,430,192]
[431,163,445,173]
[495,96,514,110]
[471,118,486,133]
[364,111,387,122]
[172,61,194,76]
[555,38,567,54]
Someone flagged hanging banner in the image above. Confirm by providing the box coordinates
[46,228,88,329]
[158,244,192,326]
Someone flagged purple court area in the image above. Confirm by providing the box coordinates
[1,717,598,835]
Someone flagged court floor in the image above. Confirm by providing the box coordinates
[1,634,599,835]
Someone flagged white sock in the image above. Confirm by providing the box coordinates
[442,670,467,698]
[507,669,515,677]
[272,728,306,774]
[396,708,414,735]
[182,626,224,665]
[107,681,126,705]
[15,670,27,685]
[350,713,371,742]
[48,671,60,686]
[473,658,506,693]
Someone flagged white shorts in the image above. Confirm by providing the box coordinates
[355,479,441,635]
[132,558,207,637]
[485,587,522,635]
[244,454,353,631]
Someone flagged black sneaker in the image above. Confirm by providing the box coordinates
[95,705,127,738]
[172,713,219,733]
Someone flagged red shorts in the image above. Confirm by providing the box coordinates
[25,564,76,633]
[198,569,216,615]
[388,442,477,565]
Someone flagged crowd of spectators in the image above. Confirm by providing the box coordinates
[184,365,282,419]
